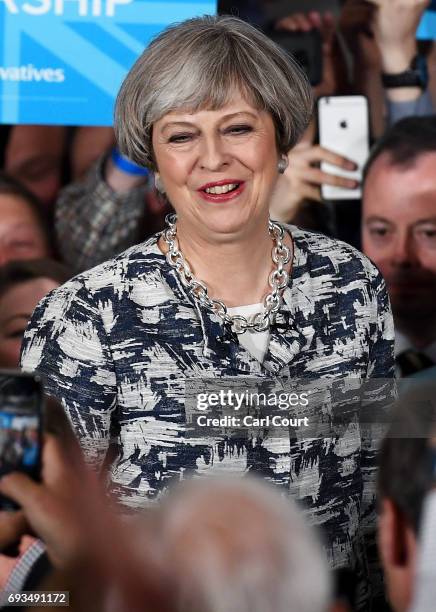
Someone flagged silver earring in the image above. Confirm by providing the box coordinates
[155,174,165,194]
[278,156,289,174]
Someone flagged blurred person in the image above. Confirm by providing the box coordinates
[377,384,436,612]
[55,142,169,274]
[0,396,85,596]
[0,173,52,266]
[362,116,436,376]
[132,477,332,612]
[0,259,70,368]
[0,432,173,612]
[367,0,433,118]
[69,127,116,180]
[267,1,435,241]
[340,0,434,136]
[4,126,67,210]
[22,16,394,610]
[274,9,350,100]
[4,124,122,211]
[408,430,436,612]
[0,447,332,612]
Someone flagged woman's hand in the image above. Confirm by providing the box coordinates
[269,143,357,224]
[275,10,338,98]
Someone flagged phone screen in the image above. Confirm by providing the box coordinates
[0,372,42,508]
[417,0,436,40]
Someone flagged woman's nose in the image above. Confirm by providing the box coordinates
[198,137,230,172]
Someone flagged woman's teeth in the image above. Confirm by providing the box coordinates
[204,183,239,195]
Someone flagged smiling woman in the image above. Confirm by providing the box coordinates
[21,15,395,611]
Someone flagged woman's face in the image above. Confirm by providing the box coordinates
[0,277,59,368]
[152,91,280,241]
[0,194,50,265]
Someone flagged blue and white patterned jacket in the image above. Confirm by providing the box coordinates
[21,225,395,605]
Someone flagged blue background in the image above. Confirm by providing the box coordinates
[417,4,436,40]
[0,0,216,125]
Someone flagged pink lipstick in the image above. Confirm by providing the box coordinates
[197,180,245,203]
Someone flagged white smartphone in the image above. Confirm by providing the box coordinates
[318,96,370,201]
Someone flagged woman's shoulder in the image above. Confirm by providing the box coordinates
[61,233,165,296]
[287,224,381,285]
[30,235,166,323]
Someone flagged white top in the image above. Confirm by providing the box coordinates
[227,303,270,363]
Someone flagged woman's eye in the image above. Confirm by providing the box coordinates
[226,125,253,135]
[168,133,194,144]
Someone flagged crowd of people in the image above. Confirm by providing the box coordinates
[0,0,435,610]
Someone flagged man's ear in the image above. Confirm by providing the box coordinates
[378,498,409,568]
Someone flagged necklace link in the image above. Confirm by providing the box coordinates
[162,213,291,334]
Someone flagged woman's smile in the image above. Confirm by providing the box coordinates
[197,180,246,203]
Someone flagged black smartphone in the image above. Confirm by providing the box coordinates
[0,371,43,511]
[264,28,323,86]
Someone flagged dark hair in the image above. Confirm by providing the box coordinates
[363,116,436,184]
[0,172,51,245]
[0,259,71,301]
[378,384,436,534]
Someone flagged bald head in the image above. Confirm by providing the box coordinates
[140,477,331,612]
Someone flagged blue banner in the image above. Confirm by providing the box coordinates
[417,7,436,40]
[0,0,216,125]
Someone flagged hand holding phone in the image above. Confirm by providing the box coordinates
[318,96,370,200]
[269,143,357,223]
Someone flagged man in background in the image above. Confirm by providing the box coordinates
[362,116,436,376]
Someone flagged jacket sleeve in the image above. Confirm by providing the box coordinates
[367,268,396,379]
[20,279,117,470]
[55,155,146,274]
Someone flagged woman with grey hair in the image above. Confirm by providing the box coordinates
[21,15,394,610]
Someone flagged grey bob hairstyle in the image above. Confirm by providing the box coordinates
[115,15,313,170]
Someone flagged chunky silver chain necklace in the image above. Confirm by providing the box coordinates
[162,213,292,335]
